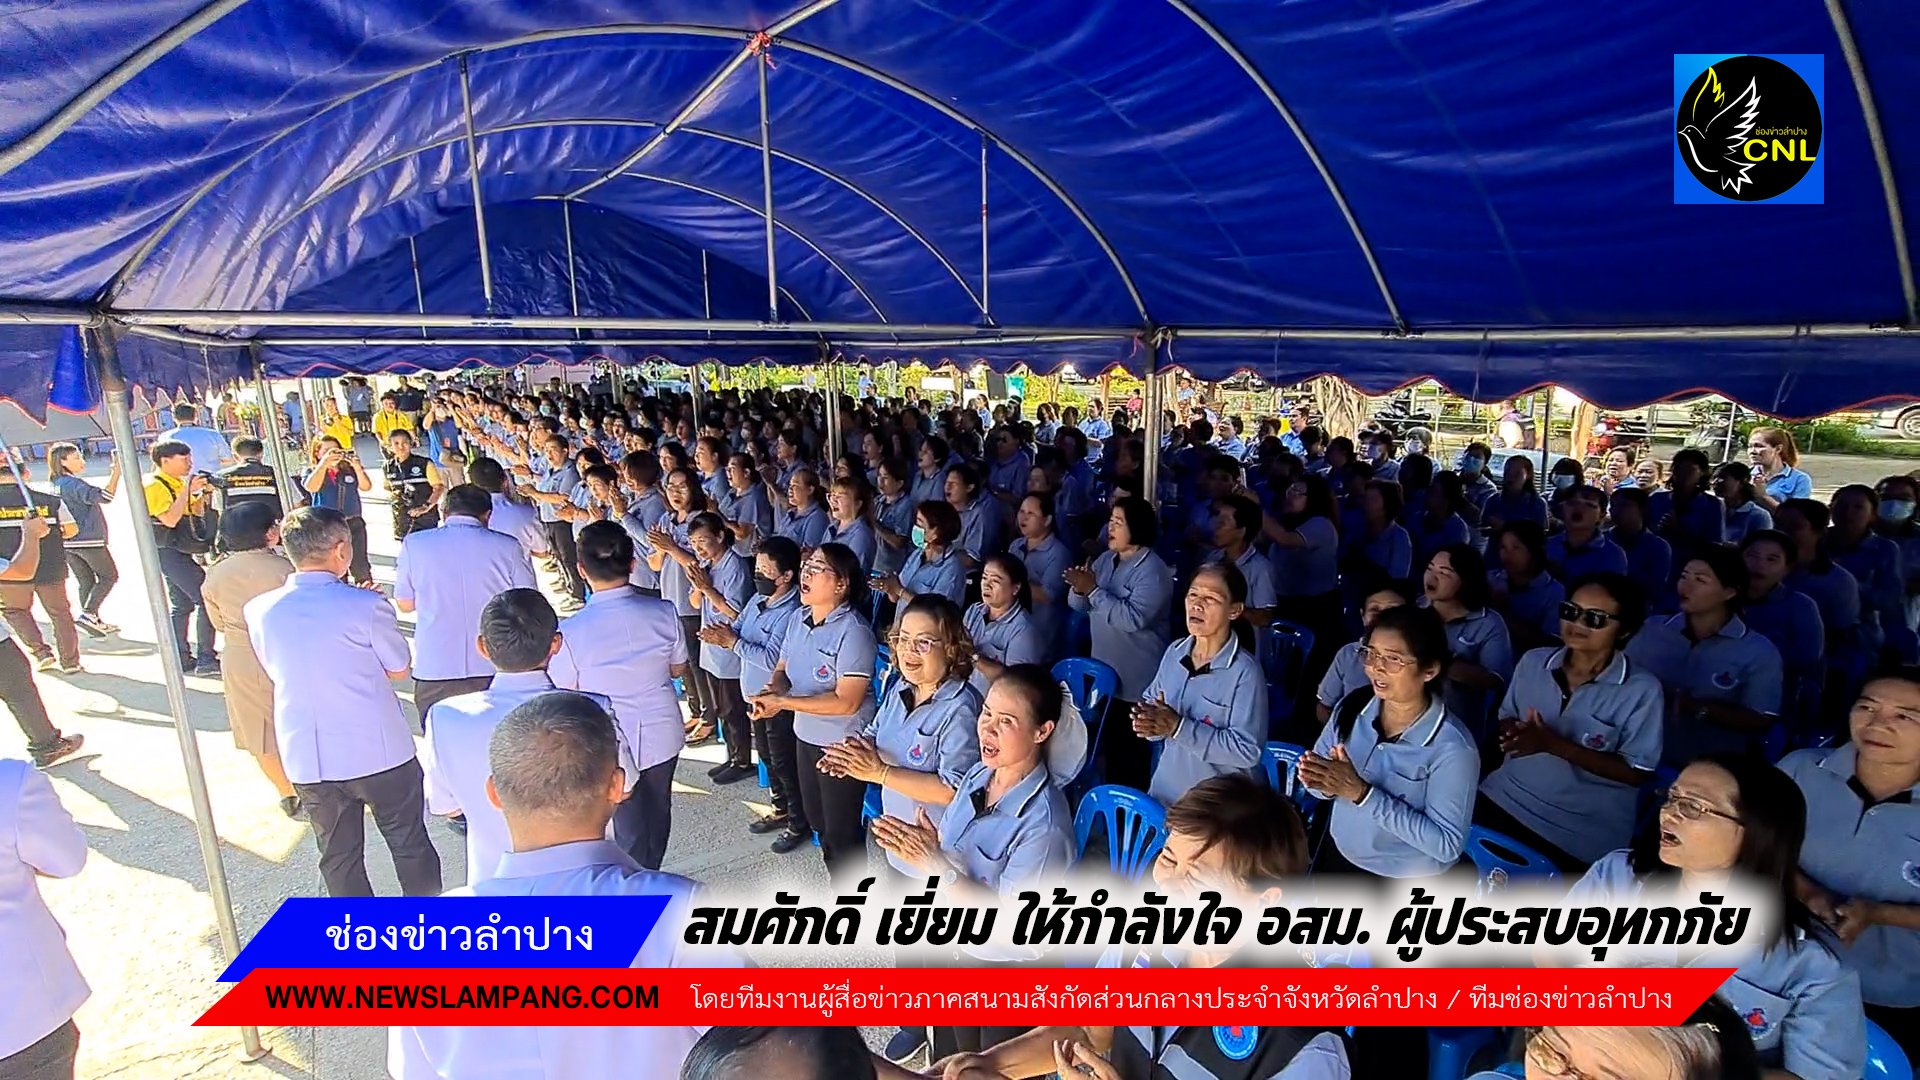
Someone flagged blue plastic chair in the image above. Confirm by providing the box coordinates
[1261,620,1316,710]
[1464,825,1559,894]
[1054,657,1121,795]
[1262,741,1302,794]
[861,783,883,827]
[1494,1062,1525,1078]
[872,643,893,704]
[1426,1027,1499,1080]
[1868,1018,1914,1080]
[1072,785,1168,880]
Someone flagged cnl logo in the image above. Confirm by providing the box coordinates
[1674,54,1824,204]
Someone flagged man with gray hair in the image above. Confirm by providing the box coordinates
[247,506,441,897]
[389,691,739,1079]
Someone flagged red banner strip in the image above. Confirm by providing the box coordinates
[197,967,1732,1028]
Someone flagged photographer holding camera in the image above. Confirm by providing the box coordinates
[300,435,373,585]
[145,440,220,676]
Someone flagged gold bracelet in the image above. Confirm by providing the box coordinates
[880,765,892,787]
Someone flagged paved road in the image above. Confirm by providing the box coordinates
[6,438,838,1079]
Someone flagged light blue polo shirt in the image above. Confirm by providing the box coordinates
[1206,545,1279,611]
[1483,490,1547,529]
[1308,694,1480,877]
[955,495,1005,564]
[1272,516,1340,597]
[619,490,669,590]
[696,550,754,680]
[1316,641,1368,709]
[1070,547,1175,701]
[909,467,945,511]
[1763,465,1813,503]
[659,512,700,616]
[1142,634,1269,806]
[715,483,774,554]
[1489,570,1566,643]
[533,462,579,525]
[1624,614,1782,767]
[1545,531,1629,581]
[1570,850,1865,1079]
[1827,531,1907,656]
[866,677,982,875]
[776,502,830,549]
[873,493,916,576]
[987,450,1031,501]
[899,546,967,606]
[732,589,801,697]
[824,517,878,574]
[1788,563,1862,640]
[1779,744,1920,1007]
[1724,500,1773,543]
[1607,528,1673,611]
[1739,585,1826,691]
[1011,533,1073,646]
[778,603,878,746]
[1408,511,1472,570]
[963,602,1046,698]
[1355,523,1413,582]
[1418,602,1515,728]
[1480,647,1664,862]
[937,762,1075,896]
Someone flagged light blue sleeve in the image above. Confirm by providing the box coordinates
[1386,528,1412,580]
[1613,675,1666,772]
[934,558,968,605]
[1167,662,1267,769]
[994,817,1076,897]
[1088,555,1172,632]
[1740,634,1784,716]
[1001,619,1047,668]
[1475,613,1517,682]
[1362,738,1478,864]
[1787,470,1813,500]
[837,621,877,682]
[1779,959,1866,1080]
[933,698,983,788]
[1246,557,1279,609]
[1496,654,1527,722]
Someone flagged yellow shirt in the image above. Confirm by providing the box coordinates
[144,473,204,518]
[320,414,355,449]
[373,410,416,440]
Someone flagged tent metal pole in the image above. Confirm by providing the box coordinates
[251,342,303,513]
[822,352,841,459]
[979,131,991,320]
[562,201,581,336]
[701,249,713,343]
[1141,355,1163,505]
[113,309,1137,335]
[456,54,495,312]
[756,46,779,323]
[1824,0,1917,323]
[1171,323,1911,341]
[95,326,266,1063]
[259,336,816,348]
[408,236,428,339]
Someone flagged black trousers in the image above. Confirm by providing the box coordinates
[797,740,868,879]
[613,756,676,870]
[65,547,118,616]
[544,521,585,600]
[295,758,442,897]
[0,1019,78,1080]
[156,546,214,664]
[392,507,440,540]
[0,638,60,757]
[678,615,711,723]
[346,514,372,584]
[1097,698,1154,791]
[711,676,750,767]
[755,709,807,830]
[412,675,494,732]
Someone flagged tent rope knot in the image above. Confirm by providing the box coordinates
[748,31,778,66]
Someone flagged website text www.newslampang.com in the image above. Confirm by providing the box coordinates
[263,980,661,1011]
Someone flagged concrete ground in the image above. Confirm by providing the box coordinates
[10,437,1915,1078]
[7,435,835,1079]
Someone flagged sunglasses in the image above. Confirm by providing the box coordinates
[1557,602,1622,629]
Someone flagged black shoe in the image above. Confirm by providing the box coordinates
[75,614,108,639]
[713,763,756,785]
[770,829,809,854]
[192,657,222,678]
[884,1027,928,1062]
[280,795,307,821]
[31,733,84,769]
[706,761,733,780]
[748,815,790,835]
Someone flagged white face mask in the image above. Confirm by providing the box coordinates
[1553,475,1576,491]
[1404,439,1426,455]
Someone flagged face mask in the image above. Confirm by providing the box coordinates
[1880,500,1916,524]
[753,574,778,595]
[1552,475,1576,491]
[911,525,927,548]
[1404,439,1426,456]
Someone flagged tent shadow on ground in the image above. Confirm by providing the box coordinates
[63,669,232,734]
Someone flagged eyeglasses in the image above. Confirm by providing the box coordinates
[889,634,943,657]
[1523,1030,1596,1080]
[1357,645,1413,673]
[1660,790,1741,824]
[799,563,833,579]
[1557,601,1622,629]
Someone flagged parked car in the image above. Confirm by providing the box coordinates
[1871,401,1920,440]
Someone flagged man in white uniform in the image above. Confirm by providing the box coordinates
[248,507,442,897]
[389,692,739,1079]
[421,588,634,886]
[394,484,536,725]
[0,758,88,1079]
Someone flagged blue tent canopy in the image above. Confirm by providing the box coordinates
[0,0,1914,419]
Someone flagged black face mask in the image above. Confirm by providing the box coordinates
[753,574,779,596]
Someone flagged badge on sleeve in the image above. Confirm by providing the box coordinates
[1213,1026,1258,1061]
[1903,861,1920,889]
[1582,731,1608,750]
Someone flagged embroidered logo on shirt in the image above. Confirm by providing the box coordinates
[815,664,832,680]
[1583,731,1608,750]
[1213,1026,1258,1061]
[1903,861,1920,889]
[1712,670,1740,691]
[907,743,926,764]
[1743,1007,1771,1037]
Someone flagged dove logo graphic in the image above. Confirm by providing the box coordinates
[1676,54,1823,203]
